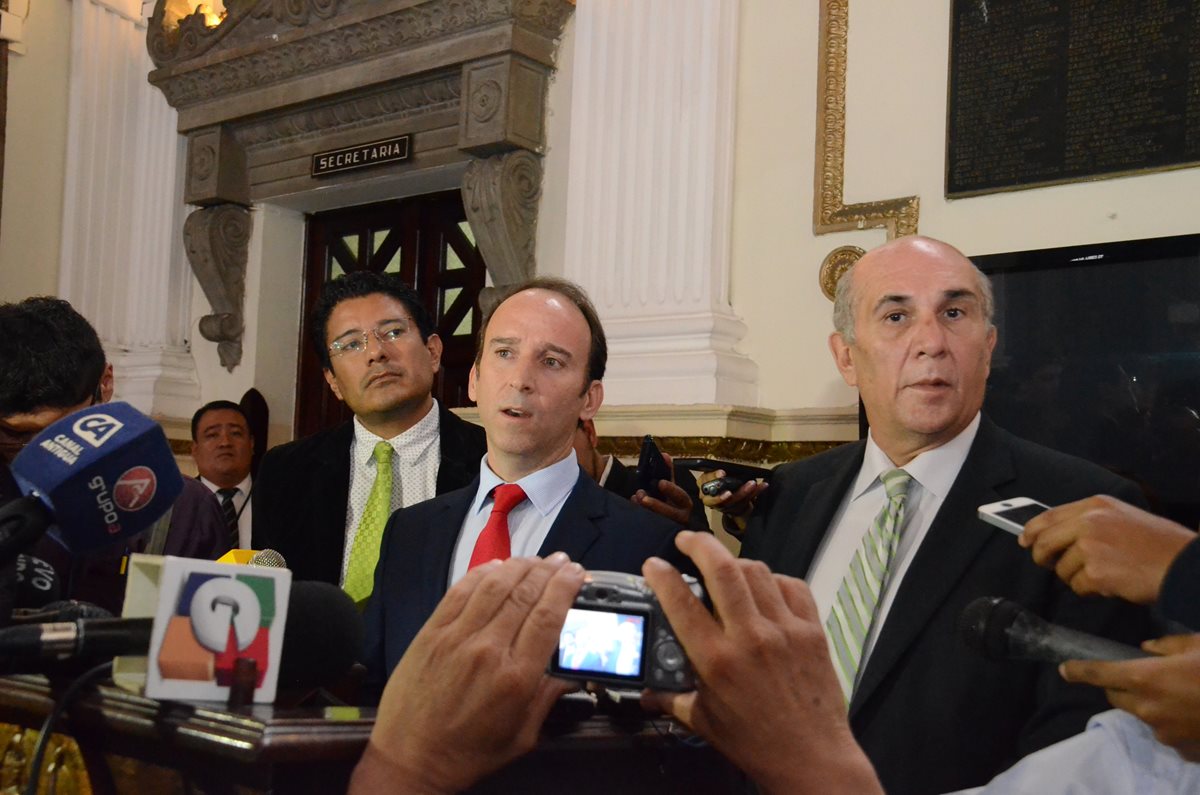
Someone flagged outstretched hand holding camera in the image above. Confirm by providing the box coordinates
[641,531,883,795]
[349,553,585,795]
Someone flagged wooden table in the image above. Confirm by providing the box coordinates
[0,676,738,794]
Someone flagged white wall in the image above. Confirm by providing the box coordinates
[730,0,1200,412]
[0,0,71,299]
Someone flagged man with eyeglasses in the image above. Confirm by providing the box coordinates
[252,272,486,601]
[0,297,229,612]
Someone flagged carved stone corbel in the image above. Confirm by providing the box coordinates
[462,150,542,294]
[183,204,251,371]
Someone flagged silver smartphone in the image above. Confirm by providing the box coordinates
[977,497,1050,535]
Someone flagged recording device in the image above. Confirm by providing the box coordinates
[977,497,1050,535]
[674,457,773,497]
[635,435,673,500]
[3,402,183,559]
[957,596,1150,665]
[550,571,702,691]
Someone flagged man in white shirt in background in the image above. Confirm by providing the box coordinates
[191,400,254,550]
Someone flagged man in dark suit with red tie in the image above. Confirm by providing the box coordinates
[362,277,688,690]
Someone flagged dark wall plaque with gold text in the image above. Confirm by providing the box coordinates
[947,1,1200,197]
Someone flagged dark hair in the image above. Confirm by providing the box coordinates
[476,277,607,384]
[0,297,107,415]
[310,272,436,370]
[191,400,250,441]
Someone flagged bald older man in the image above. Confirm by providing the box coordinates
[708,237,1155,795]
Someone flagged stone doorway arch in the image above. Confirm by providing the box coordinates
[146,0,574,369]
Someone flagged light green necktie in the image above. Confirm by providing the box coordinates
[826,468,912,701]
[344,441,393,605]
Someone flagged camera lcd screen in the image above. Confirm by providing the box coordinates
[554,606,647,681]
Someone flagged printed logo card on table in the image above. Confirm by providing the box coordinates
[145,556,291,703]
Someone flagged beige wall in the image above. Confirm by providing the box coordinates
[0,0,71,300]
[730,0,1200,412]
[7,0,1200,430]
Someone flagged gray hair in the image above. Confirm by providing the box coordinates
[832,255,995,345]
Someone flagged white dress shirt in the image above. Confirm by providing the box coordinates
[199,474,253,549]
[807,413,981,697]
[449,450,579,585]
[340,400,442,585]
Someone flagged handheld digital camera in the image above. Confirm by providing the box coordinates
[549,570,702,692]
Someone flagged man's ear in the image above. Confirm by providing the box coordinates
[579,381,604,422]
[323,368,344,402]
[98,363,115,403]
[467,363,478,403]
[829,332,858,388]
[426,333,444,374]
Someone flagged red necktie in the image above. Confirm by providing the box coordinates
[469,484,527,569]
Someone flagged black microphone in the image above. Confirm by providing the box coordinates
[0,616,153,663]
[958,596,1150,664]
[277,581,363,692]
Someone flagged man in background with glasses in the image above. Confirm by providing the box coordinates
[252,272,486,603]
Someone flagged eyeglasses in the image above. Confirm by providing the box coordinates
[328,321,413,358]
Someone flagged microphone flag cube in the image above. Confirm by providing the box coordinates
[10,402,184,553]
[145,556,291,703]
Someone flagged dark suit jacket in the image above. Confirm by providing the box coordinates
[603,457,711,531]
[361,471,688,690]
[251,405,487,584]
[740,416,1156,795]
[1160,534,1200,630]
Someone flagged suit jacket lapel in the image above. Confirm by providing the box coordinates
[770,444,864,579]
[423,483,477,602]
[316,422,354,581]
[537,472,603,562]
[851,418,1016,714]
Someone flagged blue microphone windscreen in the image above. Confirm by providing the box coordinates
[10,402,183,552]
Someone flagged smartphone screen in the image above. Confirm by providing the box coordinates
[553,606,648,681]
[993,503,1048,526]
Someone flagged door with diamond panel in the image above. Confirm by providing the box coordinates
[295,192,486,438]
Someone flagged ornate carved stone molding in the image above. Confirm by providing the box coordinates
[236,71,461,151]
[183,205,252,371]
[149,0,573,368]
[462,149,541,287]
[149,0,574,107]
[814,0,919,297]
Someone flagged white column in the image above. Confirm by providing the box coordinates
[58,0,198,418]
[562,0,755,406]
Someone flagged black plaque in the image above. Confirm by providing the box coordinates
[311,135,411,177]
[947,0,1200,197]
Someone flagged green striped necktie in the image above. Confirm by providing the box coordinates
[826,467,912,702]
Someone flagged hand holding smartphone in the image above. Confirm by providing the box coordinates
[977,498,1050,535]
[635,435,673,500]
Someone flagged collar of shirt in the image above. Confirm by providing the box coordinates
[851,412,982,503]
[351,399,441,464]
[199,474,252,500]
[470,448,579,519]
